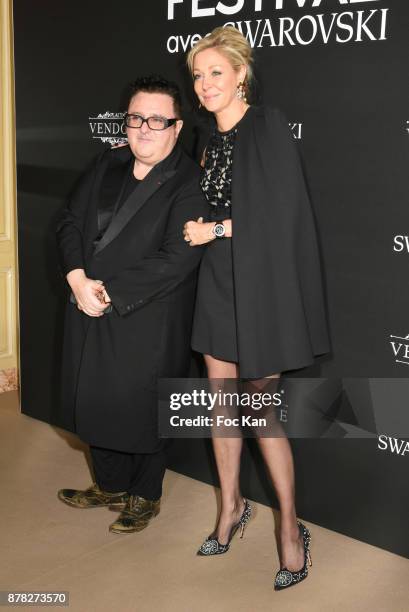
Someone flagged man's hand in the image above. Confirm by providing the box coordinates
[66,269,107,317]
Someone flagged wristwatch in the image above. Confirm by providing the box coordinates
[212,222,226,239]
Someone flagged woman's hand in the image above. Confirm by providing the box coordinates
[183,217,215,246]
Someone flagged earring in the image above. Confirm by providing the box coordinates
[199,102,202,109]
[236,82,247,103]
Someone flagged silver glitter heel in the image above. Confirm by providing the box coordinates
[274,521,312,590]
[197,499,252,556]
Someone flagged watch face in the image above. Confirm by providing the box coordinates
[214,223,225,237]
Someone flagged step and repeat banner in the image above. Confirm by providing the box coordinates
[14,1,409,557]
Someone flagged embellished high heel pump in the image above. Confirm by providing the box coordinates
[197,499,252,556]
[274,521,312,590]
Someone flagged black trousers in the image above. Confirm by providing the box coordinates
[90,444,167,501]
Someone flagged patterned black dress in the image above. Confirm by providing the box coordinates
[191,125,239,362]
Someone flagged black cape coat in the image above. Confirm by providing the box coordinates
[56,143,207,453]
[199,105,330,377]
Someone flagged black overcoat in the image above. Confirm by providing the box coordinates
[199,105,330,377]
[56,144,207,453]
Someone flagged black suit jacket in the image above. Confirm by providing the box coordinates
[56,143,207,452]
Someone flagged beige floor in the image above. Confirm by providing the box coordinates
[0,391,408,612]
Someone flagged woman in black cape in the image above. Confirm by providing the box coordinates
[183,26,330,590]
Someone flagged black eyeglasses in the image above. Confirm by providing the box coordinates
[124,113,178,131]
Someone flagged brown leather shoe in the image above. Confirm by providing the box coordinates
[57,483,129,510]
[109,495,160,534]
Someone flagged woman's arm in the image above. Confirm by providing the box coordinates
[185,139,233,245]
[183,218,232,245]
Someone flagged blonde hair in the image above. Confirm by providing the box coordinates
[187,26,253,92]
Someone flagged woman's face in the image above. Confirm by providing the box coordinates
[192,47,246,114]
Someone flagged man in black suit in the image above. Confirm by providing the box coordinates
[56,76,207,534]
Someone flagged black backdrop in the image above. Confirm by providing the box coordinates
[14,1,409,557]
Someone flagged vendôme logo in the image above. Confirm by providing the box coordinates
[88,112,127,146]
[389,333,409,367]
[166,0,389,53]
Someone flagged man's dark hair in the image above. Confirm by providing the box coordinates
[126,75,183,118]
